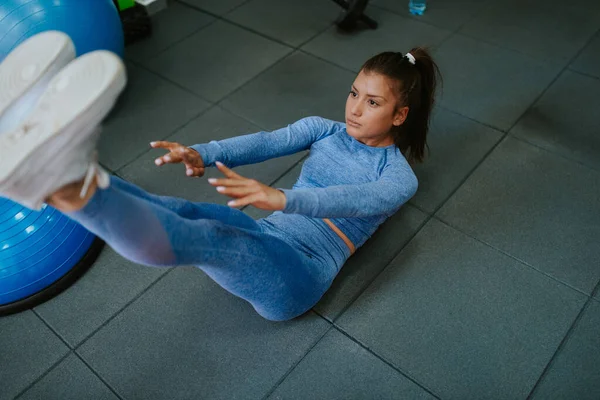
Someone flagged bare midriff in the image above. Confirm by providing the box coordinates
[323,218,356,255]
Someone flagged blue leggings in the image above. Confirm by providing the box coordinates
[67,177,335,321]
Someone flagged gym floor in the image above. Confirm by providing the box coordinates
[2,0,600,398]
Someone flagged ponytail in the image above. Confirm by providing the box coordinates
[360,47,441,163]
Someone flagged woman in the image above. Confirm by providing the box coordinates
[0,32,440,321]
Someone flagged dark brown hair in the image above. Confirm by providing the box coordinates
[360,48,441,163]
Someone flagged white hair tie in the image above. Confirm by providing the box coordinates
[405,52,416,65]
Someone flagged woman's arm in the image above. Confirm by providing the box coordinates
[280,165,418,218]
[206,160,417,218]
[190,116,333,168]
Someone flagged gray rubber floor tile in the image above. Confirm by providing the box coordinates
[510,70,600,171]
[98,63,209,171]
[411,108,503,213]
[302,7,451,73]
[220,52,353,131]
[570,32,600,79]
[437,137,600,294]
[0,311,69,400]
[178,0,249,15]
[78,267,330,400]
[226,0,338,47]
[34,247,167,348]
[125,2,215,63]
[460,0,600,65]
[372,0,493,31]
[532,300,600,400]
[17,353,118,400]
[268,328,435,400]
[434,34,562,131]
[337,219,587,399]
[119,106,306,204]
[146,20,292,102]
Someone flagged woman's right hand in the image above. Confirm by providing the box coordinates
[150,141,205,177]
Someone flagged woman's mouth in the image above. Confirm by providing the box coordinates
[346,119,361,128]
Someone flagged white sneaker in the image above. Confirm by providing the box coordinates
[0,50,127,210]
[0,31,75,134]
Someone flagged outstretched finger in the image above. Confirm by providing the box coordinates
[215,161,244,179]
[155,152,182,166]
[185,166,205,177]
[228,193,261,208]
[150,141,176,150]
[207,178,248,187]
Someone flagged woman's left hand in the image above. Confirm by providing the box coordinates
[209,162,287,211]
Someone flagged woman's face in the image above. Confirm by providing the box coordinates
[345,70,408,147]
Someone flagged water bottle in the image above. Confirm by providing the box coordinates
[408,0,426,15]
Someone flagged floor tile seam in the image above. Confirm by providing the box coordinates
[332,324,442,399]
[224,4,338,50]
[504,25,600,135]
[126,58,215,104]
[454,6,600,66]
[260,324,335,400]
[435,103,507,133]
[112,107,210,174]
[406,200,432,216]
[72,267,176,351]
[295,21,337,50]
[262,153,309,189]
[367,2,585,69]
[508,134,600,174]
[591,279,600,300]
[332,213,434,322]
[431,215,594,298]
[71,351,125,400]
[32,308,75,349]
[125,14,221,65]
[525,297,594,399]
[179,0,336,51]
[427,131,508,217]
[311,307,333,323]
[213,49,297,109]
[176,0,297,49]
[567,67,600,82]
[297,30,454,76]
[12,351,72,400]
[296,48,360,74]
[208,102,272,132]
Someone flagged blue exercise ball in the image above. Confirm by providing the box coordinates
[0,200,102,311]
[0,0,124,59]
[0,0,122,314]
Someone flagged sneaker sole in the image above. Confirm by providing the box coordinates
[0,31,75,133]
[0,51,127,190]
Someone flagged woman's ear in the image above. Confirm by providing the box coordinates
[393,106,409,126]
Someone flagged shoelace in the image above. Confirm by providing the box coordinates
[79,163,97,199]
[79,150,106,199]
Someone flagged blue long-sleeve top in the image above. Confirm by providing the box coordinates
[191,116,418,267]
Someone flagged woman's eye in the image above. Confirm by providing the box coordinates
[369,99,378,106]
[349,90,357,97]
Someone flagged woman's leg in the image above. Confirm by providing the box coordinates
[110,176,257,230]
[66,178,333,321]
